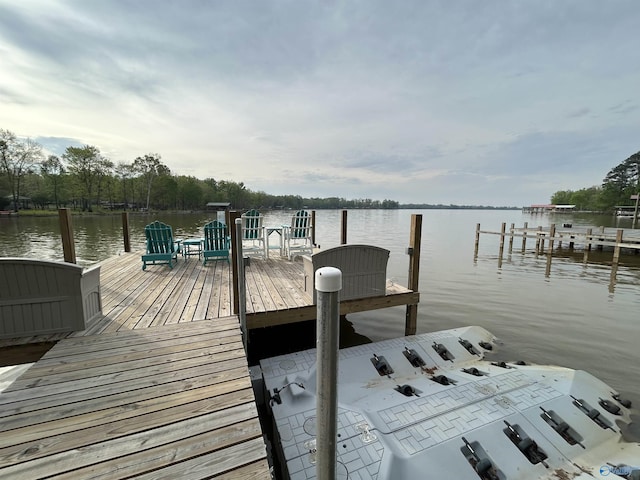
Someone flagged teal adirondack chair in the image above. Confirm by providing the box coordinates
[203,220,230,265]
[241,209,266,258]
[141,221,181,270]
[283,210,313,260]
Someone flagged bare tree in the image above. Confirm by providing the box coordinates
[0,129,43,212]
[115,162,135,210]
[133,154,170,211]
[40,155,66,208]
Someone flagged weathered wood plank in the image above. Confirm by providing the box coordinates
[215,459,273,480]
[39,319,238,358]
[0,377,252,448]
[0,347,245,412]
[20,332,239,376]
[0,393,260,476]
[6,344,246,393]
[49,417,264,479]
[134,436,267,480]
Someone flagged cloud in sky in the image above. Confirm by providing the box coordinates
[1,0,639,206]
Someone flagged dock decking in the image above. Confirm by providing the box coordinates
[0,250,419,478]
[37,251,416,336]
[0,319,269,478]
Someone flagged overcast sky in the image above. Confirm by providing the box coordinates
[1,1,639,206]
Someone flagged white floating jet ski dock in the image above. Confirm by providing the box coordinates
[256,326,639,479]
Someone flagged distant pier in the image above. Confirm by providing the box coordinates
[474,222,640,288]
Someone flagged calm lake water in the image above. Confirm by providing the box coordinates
[2,209,640,411]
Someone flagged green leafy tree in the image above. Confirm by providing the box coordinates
[63,145,106,211]
[176,176,203,209]
[602,151,640,205]
[152,174,178,210]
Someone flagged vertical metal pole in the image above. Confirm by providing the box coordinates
[235,218,247,351]
[315,267,342,480]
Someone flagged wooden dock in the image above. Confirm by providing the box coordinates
[0,319,268,478]
[0,249,419,478]
[2,250,416,337]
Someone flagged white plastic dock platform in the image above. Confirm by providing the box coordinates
[259,326,639,479]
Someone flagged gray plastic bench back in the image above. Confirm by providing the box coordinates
[303,244,390,303]
[0,258,102,339]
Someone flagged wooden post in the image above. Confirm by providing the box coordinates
[545,224,556,277]
[633,193,640,229]
[521,222,528,253]
[311,210,317,247]
[508,223,515,253]
[539,227,546,254]
[341,210,347,245]
[229,210,241,315]
[122,212,131,252]
[598,226,605,251]
[535,226,542,257]
[58,208,76,263]
[405,214,422,336]
[612,229,623,269]
[498,222,506,268]
[583,228,592,263]
[610,229,624,287]
[474,223,480,260]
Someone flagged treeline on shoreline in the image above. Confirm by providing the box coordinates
[1,129,403,212]
[551,150,640,211]
[1,128,521,213]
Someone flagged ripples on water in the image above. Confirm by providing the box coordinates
[2,210,639,407]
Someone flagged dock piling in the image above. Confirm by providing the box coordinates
[405,214,422,336]
[235,218,247,351]
[545,224,556,277]
[474,223,480,261]
[521,222,528,253]
[122,212,131,252]
[312,210,317,246]
[583,228,592,263]
[508,223,515,254]
[341,210,348,245]
[498,222,506,268]
[229,210,241,315]
[58,208,76,264]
